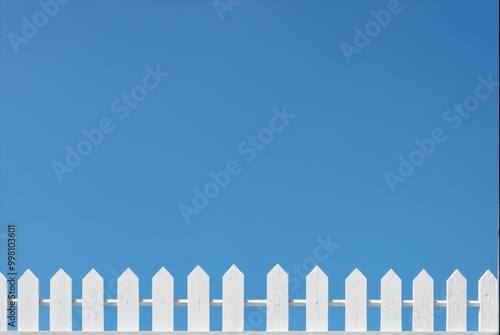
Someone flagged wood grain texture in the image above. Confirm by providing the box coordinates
[345,268,367,331]
[82,269,104,331]
[381,269,401,331]
[188,266,210,330]
[117,268,139,331]
[413,270,433,331]
[306,266,328,331]
[18,270,39,331]
[446,270,466,331]
[222,265,244,331]
[478,270,499,331]
[267,264,289,331]
[50,269,72,331]
[152,267,174,331]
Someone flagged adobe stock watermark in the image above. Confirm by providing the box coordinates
[339,0,406,64]
[244,234,340,331]
[178,106,297,224]
[53,267,134,331]
[7,0,70,54]
[212,0,242,21]
[407,275,467,330]
[51,64,169,182]
[384,74,498,192]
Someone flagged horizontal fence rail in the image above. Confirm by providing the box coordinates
[0,266,498,332]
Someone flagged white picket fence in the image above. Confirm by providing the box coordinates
[0,266,498,333]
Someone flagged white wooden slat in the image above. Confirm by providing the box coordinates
[188,266,210,330]
[0,273,7,331]
[267,264,289,331]
[381,269,402,331]
[345,268,367,331]
[412,270,434,331]
[222,265,244,331]
[306,266,328,331]
[446,270,467,331]
[478,270,499,331]
[152,267,174,331]
[18,269,39,331]
[117,268,139,331]
[50,269,72,330]
[82,269,104,331]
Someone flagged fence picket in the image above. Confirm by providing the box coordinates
[345,268,367,331]
[82,269,104,331]
[446,270,466,331]
[478,270,499,331]
[413,270,433,331]
[3,266,498,332]
[222,265,244,331]
[18,270,39,331]
[50,269,72,330]
[267,264,288,331]
[152,267,174,331]
[117,268,139,331]
[188,266,210,330]
[306,266,328,331]
[381,269,401,331]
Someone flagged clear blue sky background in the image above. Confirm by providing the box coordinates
[1,0,498,331]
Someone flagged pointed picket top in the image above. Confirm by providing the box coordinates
[19,268,37,281]
[306,266,328,331]
[447,269,466,285]
[188,266,210,330]
[82,269,103,285]
[381,269,402,331]
[223,264,243,280]
[117,268,139,331]
[267,264,288,285]
[119,267,138,282]
[18,269,39,331]
[413,269,434,331]
[447,270,466,296]
[118,267,139,282]
[188,265,209,281]
[479,269,497,282]
[413,270,433,301]
[50,269,71,297]
[446,270,467,331]
[153,266,173,280]
[153,266,173,281]
[223,264,244,285]
[152,267,174,331]
[267,264,289,331]
[82,269,104,331]
[223,265,244,331]
[306,265,326,280]
[0,273,6,331]
[346,267,366,282]
[50,269,72,331]
[478,270,499,331]
[84,268,102,281]
[381,269,400,282]
[414,269,432,282]
[345,268,367,331]
[52,268,70,279]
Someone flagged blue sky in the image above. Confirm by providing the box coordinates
[0,0,498,331]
